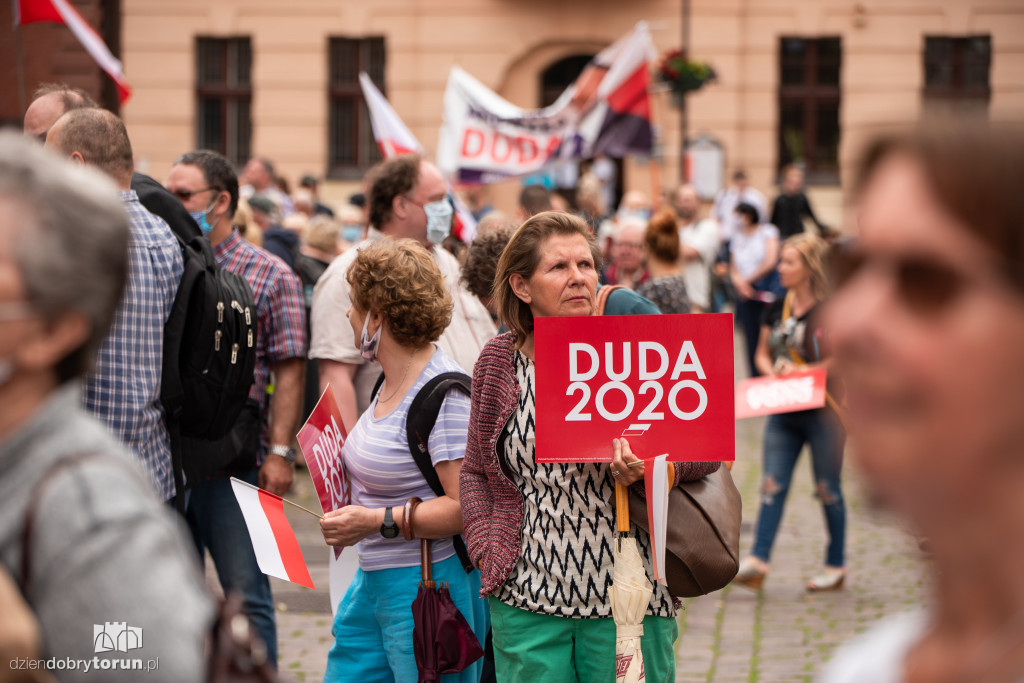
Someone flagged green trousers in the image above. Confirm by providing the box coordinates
[488,597,678,683]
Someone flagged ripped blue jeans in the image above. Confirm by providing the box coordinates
[751,408,847,568]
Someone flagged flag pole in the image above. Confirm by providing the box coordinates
[229,477,324,519]
[14,1,27,115]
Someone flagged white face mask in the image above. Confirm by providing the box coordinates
[359,312,381,363]
[424,199,454,245]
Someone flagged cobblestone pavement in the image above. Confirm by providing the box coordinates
[249,347,930,682]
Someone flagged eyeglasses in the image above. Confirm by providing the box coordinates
[831,239,981,316]
[170,187,215,201]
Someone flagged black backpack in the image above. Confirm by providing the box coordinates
[162,234,258,506]
[372,371,474,573]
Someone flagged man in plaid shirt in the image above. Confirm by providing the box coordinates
[45,108,183,502]
[167,150,306,668]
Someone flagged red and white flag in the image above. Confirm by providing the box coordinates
[359,72,478,242]
[230,477,315,589]
[14,0,132,104]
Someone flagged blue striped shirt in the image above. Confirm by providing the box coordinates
[83,191,183,500]
[345,347,470,571]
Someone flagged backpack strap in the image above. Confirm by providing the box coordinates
[369,369,474,572]
[405,372,474,573]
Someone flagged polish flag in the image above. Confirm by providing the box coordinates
[14,0,132,104]
[230,478,315,589]
[359,72,478,242]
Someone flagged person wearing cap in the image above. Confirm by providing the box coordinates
[249,194,299,271]
[299,174,335,218]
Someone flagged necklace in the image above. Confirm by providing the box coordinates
[379,351,415,403]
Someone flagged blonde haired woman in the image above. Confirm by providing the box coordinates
[733,233,847,592]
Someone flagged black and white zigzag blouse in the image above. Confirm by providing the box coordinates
[493,350,677,618]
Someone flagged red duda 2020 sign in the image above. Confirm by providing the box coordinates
[533,313,735,463]
[296,386,350,557]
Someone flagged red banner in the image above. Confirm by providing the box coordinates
[734,369,828,419]
[296,387,350,557]
[533,314,734,463]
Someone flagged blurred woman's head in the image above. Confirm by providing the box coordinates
[494,211,601,348]
[346,238,452,348]
[735,202,759,228]
[825,121,1024,517]
[779,233,828,299]
[644,208,681,264]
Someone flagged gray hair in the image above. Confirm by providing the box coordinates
[0,132,128,383]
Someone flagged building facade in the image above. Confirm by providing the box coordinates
[4,0,1023,220]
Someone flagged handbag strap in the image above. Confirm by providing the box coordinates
[781,291,847,428]
[595,285,624,316]
[21,451,104,594]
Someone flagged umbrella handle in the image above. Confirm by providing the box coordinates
[615,482,630,533]
[407,497,436,588]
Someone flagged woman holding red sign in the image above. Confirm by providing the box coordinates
[732,232,847,592]
[460,211,719,681]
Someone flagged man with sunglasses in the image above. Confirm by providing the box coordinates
[166,149,306,669]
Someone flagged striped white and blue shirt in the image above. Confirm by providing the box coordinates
[346,346,470,571]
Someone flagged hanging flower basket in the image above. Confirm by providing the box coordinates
[656,49,717,105]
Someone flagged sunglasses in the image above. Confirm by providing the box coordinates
[831,239,979,315]
[170,187,215,201]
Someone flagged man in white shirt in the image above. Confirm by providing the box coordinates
[309,155,496,430]
[674,184,719,313]
[711,170,767,245]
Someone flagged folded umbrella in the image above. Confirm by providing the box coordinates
[409,498,484,682]
[612,481,653,683]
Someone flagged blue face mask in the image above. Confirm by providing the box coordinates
[189,199,217,234]
[424,200,454,245]
[340,224,363,243]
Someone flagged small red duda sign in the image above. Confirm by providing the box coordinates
[735,368,828,419]
[533,313,734,463]
[296,386,350,557]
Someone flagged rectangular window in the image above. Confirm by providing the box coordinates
[923,36,991,118]
[329,37,386,178]
[778,37,841,184]
[196,37,252,166]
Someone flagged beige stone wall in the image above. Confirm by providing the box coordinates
[122,0,1024,227]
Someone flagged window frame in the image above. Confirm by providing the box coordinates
[327,36,386,180]
[777,36,842,185]
[195,36,253,167]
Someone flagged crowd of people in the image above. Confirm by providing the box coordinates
[3,79,1023,683]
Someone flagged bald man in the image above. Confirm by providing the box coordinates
[23,82,201,241]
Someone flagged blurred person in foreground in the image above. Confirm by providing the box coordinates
[819,123,1024,682]
[0,132,211,681]
[635,209,691,314]
[460,211,719,681]
[732,233,846,592]
[319,239,487,682]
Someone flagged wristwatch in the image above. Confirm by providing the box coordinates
[269,444,297,464]
[380,507,400,539]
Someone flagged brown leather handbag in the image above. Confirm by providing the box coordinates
[628,466,741,597]
[596,285,742,597]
